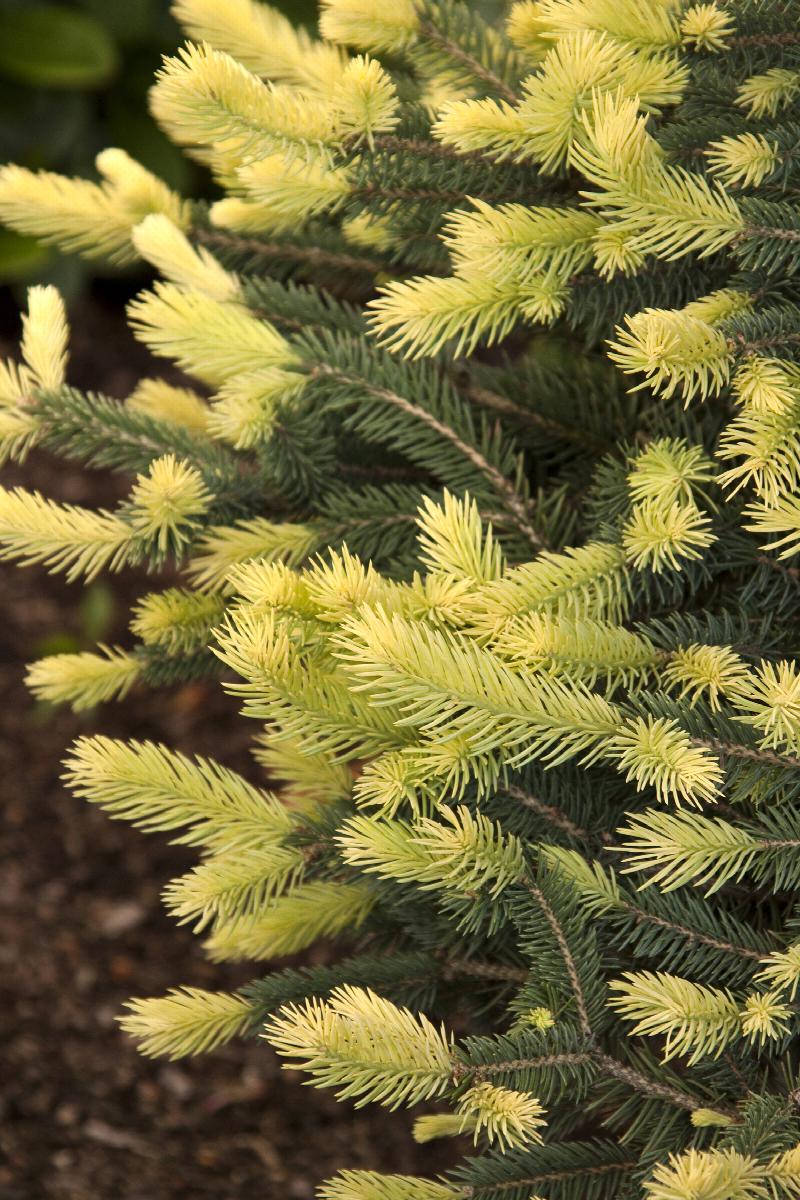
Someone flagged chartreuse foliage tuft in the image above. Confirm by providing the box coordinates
[3,0,800,1197]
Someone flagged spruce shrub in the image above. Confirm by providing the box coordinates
[3,1,800,1196]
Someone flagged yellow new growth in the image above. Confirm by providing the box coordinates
[609,306,736,403]
[417,491,505,584]
[737,68,800,118]
[0,285,68,463]
[623,499,715,573]
[413,1112,479,1142]
[150,42,337,166]
[319,0,419,54]
[0,149,188,263]
[744,494,800,561]
[627,438,715,506]
[189,518,318,590]
[27,648,141,710]
[333,55,400,142]
[264,985,453,1108]
[0,358,38,464]
[644,1148,774,1200]
[173,0,348,93]
[320,1173,462,1200]
[0,486,132,581]
[662,643,748,712]
[609,971,742,1064]
[130,588,226,654]
[615,809,760,893]
[126,379,211,432]
[205,881,373,960]
[208,367,308,449]
[706,133,779,190]
[127,455,213,555]
[337,806,525,898]
[121,987,254,1058]
[132,214,241,301]
[756,942,800,1001]
[236,153,351,229]
[456,1083,546,1150]
[63,734,294,849]
[435,32,686,172]
[574,91,744,262]
[20,286,68,392]
[733,661,800,755]
[128,282,297,385]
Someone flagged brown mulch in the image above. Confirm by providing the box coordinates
[0,289,452,1199]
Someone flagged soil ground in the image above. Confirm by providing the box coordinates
[0,288,448,1199]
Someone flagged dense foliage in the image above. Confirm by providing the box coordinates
[2,1,800,1197]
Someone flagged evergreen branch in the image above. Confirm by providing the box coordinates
[525,881,720,1114]
[756,554,800,583]
[504,784,601,845]
[441,958,528,984]
[526,882,592,1037]
[728,331,800,355]
[32,387,258,507]
[462,1154,637,1198]
[729,32,800,48]
[7,0,800,1186]
[590,1051,718,1116]
[612,900,763,964]
[311,363,543,547]
[741,225,800,244]
[416,17,519,105]
[193,226,387,276]
[360,134,473,161]
[462,383,611,452]
[452,1052,593,1082]
[694,736,800,771]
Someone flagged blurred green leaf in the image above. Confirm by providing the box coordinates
[0,83,90,165]
[34,631,81,657]
[0,5,118,88]
[18,252,89,305]
[274,0,319,26]
[0,228,51,281]
[79,582,116,643]
[76,0,174,46]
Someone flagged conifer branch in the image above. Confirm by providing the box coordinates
[504,784,602,845]
[452,1052,593,1082]
[756,554,800,583]
[416,18,519,106]
[693,736,800,771]
[590,1052,719,1116]
[462,384,608,450]
[730,32,800,49]
[360,134,470,161]
[441,958,528,985]
[462,1157,638,1197]
[526,882,592,1037]
[525,881,721,1114]
[614,901,763,964]
[193,226,387,276]
[311,363,543,547]
[5,0,800,1188]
